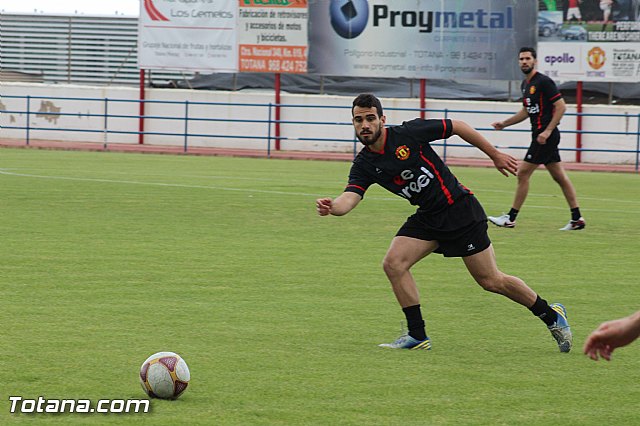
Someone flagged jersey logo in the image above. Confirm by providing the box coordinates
[529,86,536,95]
[398,167,435,199]
[395,145,410,160]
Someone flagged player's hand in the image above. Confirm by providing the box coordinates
[583,315,640,361]
[492,152,518,177]
[316,198,333,216]
[491,121,506,130]
[536,131,550,145]
[584,320,621,361]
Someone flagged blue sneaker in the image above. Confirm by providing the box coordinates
[548,303,572,353]
[378,334,431,350]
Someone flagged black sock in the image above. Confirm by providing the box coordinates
[528,295,558,326]
[508,208,519,222]
[402,304,426,341]
[571,207,581,221]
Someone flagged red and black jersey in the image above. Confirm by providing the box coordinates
[345,118,472,214]
[521,71,563,131]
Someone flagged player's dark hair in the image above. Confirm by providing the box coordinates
[352,93,384,117]
[519,47,537,59]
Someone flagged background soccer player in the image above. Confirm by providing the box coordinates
[315,93,572,352]
[488,47,585,231]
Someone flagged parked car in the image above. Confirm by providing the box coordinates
[561,25,587,40]
[538,16,559,37]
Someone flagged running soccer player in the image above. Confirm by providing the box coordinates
[315,93,572,352]
[488,47,585,231]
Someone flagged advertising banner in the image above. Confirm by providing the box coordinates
[539,42,640,82]
[138,0,238,71]
[138,0,309,73]
[307,0,536,80]
[238,0,308,73]
[537,1,640,81]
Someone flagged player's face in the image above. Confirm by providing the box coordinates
[352,106,385,146]
[519,52,536,75]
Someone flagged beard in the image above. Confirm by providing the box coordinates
[357,127,382,146]
[520,65,533,75]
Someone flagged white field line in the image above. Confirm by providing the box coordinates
[1,168,638,213]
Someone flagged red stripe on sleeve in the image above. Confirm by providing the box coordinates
[441,119,448,139]
[346,184,366,192]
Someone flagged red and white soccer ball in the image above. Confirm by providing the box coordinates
[139,351,190,399]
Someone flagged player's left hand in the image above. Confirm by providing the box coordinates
[537,131,550,144]
[316,197,333,216]
[492,152,518,177]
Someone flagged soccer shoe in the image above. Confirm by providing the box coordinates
[547,303,572,353]
[378,334,431,350]
[559,217,586,231]
[488,214,516,228]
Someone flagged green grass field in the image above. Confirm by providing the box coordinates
[1,148,639,425]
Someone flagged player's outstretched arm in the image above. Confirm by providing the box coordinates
[451,120,517,177]
[583,310,640,361]
[316,192,362,216]
[492,107,528,130]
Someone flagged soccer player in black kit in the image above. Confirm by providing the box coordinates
[316,93,572,351]
[488,47,585,231]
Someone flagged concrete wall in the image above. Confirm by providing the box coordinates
[1,82,639,164]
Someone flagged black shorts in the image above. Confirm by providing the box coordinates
[396,195,491,258]
[525,128,561,165]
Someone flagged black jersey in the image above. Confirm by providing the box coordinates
[521,71,563,132]
[344,118,472,215]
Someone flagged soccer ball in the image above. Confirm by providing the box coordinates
[139,351,190,399]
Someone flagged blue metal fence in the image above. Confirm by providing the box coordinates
[2,94,639,170]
